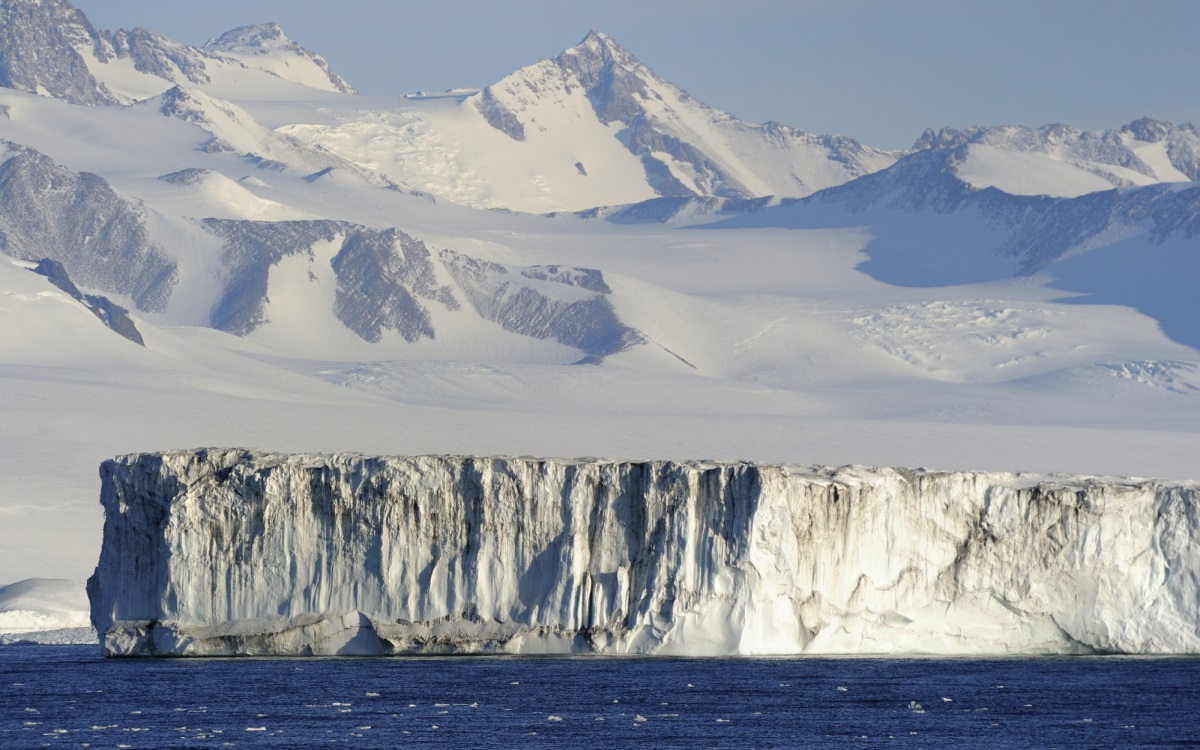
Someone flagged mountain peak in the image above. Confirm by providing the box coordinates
[1123,117,1180,143]
[201,21,356,94]
[204,22,291,52]
[559,29,640,72]
[547,30,659,127]
[0,0,122,105]
[466,29,895,204]
[579,29,616,48]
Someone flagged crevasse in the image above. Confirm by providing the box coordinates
[87,449,1200,657]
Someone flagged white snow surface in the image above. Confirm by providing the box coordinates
[954,144,1132,198]
[89,450,1200,656]
[947,123,1200,198]
[0,578,94,642]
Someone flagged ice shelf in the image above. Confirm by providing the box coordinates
[88,449,1200,656]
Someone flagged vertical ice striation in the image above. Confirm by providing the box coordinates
[88,450,1200,656]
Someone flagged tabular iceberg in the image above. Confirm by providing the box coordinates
[87,449,1200,657]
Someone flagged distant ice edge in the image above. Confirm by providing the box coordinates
[87,450,1200,657]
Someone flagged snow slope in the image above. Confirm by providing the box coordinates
[919,120,1200,198]
[708,145,1200,349]
[0,578,92,642]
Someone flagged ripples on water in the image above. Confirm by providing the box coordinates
[2,646,1197,748]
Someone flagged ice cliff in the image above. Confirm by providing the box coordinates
[88,449,1200,657]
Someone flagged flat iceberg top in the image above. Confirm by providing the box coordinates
[107,447,1189,489]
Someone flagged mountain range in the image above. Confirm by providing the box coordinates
[0,0,1198,591]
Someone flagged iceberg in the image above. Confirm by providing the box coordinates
[88,449,1200,656]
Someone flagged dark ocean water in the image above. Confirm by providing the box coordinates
[1,645,1198,748]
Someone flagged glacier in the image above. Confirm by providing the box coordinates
[87,449,1200,657]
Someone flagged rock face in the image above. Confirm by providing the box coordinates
[30,258,144,345]
[201,219,640,359]
[0,0,120,105]
[441,251,643,359]
[0,0,356,104]
[0,141,177,312]
[88,450,1200,657]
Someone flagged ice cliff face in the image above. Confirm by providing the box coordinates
[89,450,1200,657]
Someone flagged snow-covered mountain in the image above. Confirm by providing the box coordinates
[914,118,1200,198]
[469,31,899,202]
[0,0,353,105]
[277,31,901,212]
[0,0,1198,621]
[686,135,1200,348]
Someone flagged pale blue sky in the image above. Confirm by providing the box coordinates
[72,0,1200,149]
